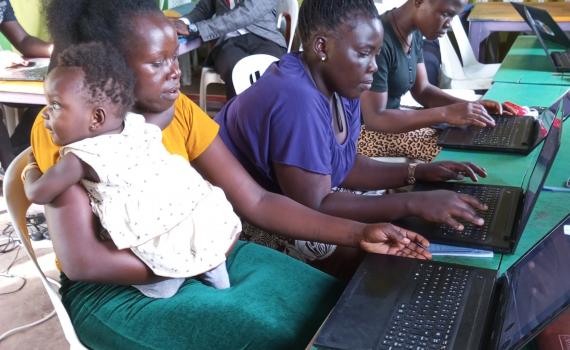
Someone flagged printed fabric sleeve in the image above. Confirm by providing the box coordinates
[1,1,17,23]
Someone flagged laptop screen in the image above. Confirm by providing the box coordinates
[512,3,570,49]
[497,214,570,349]
[515,103,563,239]
[0,58,49,81]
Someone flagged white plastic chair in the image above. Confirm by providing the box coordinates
[231,54,279,95]
[199,67,224,114]
[276,0,299,52]
[374,0,406,16]
[438,16,500,90]
[3,148,87,350]
[199,0,299,114]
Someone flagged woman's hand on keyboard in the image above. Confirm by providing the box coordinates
[0,50,28,69]
[443,102,496,127]
[360,223,432,260]
[416,161,487,183]
[409,190,488,230]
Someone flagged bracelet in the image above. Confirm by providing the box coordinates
[21,162,39,182]
[406,163,418,185]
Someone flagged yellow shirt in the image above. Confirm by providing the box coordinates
[31,94,219,172]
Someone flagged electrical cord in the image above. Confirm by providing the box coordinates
[0,246,26,295]
[0,220,57,343]
[0,310,56,342]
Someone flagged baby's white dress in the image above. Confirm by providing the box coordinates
[61,113,241,282]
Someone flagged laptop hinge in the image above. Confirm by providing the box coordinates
[509,193,526,251]
[485,275,509,349]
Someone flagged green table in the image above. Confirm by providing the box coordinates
[493,36,570,86]
[434,82,570,271]
[311,62,570,350]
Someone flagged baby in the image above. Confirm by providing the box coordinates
[23,42,241,298]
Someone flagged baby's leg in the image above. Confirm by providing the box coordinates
[199,262,230,289]
[132,278,185,298]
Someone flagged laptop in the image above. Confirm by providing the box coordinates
[401,102,563,253]
[0,58,49,81]
[437,92,567,154]
[314,213,570,350]
[512,2,570,72]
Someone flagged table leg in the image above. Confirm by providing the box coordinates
[469,22,491,62]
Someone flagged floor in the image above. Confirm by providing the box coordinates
[0,190,67,349]
[0,63,226,349]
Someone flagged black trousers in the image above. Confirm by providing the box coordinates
[0,117,14,169]
[0,105,42,169]
[210,33,286,98]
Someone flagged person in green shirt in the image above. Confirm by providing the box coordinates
[359,0,516,162]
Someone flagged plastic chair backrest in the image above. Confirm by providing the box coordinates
[449,15,479,68]
[231,54,279,95]
[276,0,299,52]
[439,30,467,80]
[3,148,87,350]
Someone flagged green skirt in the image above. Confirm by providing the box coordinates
[60,241,342,349]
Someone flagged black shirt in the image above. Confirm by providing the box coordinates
[371,11,424,109]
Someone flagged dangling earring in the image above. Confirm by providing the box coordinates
[320,55,327,62]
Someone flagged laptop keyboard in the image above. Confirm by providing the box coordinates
[472,117,519,146]
[379,263,471,350]
[439,185,501,241]
[552,51,570,69]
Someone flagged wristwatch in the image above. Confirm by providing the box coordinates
[178,17,198,33]
[406,163,418,185]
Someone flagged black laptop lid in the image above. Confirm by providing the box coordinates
[513,103,563,241]
[497,213,570,350]
[511,2,570,48]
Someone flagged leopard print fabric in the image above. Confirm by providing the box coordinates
[240,221,337,262]
[357,125,442,162]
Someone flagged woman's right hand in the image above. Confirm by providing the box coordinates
[0,50,29,69]
[443,102,496,128]
[172,18,190,36]
[409,190,487,230]
[359,223,432,260]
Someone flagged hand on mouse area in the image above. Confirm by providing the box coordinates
[0,50,29,69]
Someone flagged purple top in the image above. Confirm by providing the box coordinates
[215,53,360,193]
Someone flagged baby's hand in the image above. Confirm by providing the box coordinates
[0,50,29,69]
[28,152,37,164]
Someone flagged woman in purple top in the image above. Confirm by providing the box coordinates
[216,0,488,274]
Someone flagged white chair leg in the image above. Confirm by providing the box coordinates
[3,105,22,136]
[178,53,192,87]
[199,68,209,113]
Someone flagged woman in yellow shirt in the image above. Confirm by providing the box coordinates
[30,0,430,348]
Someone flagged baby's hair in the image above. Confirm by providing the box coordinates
[298,0,379,44]
[56,42,135,118]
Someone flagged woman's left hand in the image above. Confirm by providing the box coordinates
[480,99,516,116]
[416,161,487,183]
[359,223,432,260]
